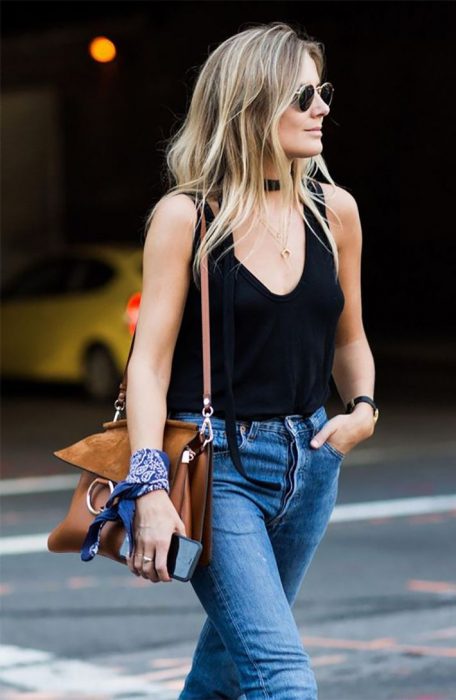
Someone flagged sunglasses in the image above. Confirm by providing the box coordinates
[291,82,334,112]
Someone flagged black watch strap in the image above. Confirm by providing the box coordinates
[345,395,379,423]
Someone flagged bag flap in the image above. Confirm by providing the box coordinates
[53,418,200,481]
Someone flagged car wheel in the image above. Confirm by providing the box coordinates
[83,345,120,401]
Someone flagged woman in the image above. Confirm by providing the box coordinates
[125,21,378,700]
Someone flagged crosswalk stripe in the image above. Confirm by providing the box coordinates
[0,644,179,698]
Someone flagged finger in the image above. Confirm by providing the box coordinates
[133,550,147,576]
[310,430,334,448]
[154,539,172,582]
[141,553,159,582]
[126,549,140,576]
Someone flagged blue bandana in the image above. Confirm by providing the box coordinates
[80,448,170,562]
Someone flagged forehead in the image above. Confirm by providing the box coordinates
[297,52,320,85]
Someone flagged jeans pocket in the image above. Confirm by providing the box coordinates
[321,439,345,461]
[211,422,252,455]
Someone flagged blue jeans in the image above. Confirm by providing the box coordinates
[167,405,344,700]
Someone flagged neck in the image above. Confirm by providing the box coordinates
[263,160,293,178]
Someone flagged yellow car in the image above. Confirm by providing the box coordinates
[1,243,142,400]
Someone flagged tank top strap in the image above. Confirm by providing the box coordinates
[177,191,200,263]
[307,180,327,219]
[302,180,331,254]
[202,199,217,224]
[189,197,219,263]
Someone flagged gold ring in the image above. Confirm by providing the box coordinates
[142,555,153,563]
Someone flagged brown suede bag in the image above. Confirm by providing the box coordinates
[47,200,215,566]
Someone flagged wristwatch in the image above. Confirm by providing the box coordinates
[345,395,379,424]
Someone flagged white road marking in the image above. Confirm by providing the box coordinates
[0,645,53,668]
[0,644,179,698]
[330,494,456,522]
[346,440,456,464]
[1,439,455,498]
[0,533,50,555]
[0,474,79,496]
[1,494,456,556]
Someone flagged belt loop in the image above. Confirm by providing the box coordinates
[309,405,326,433]
[248,421,260,441]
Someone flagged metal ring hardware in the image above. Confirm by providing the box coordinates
[86,478,115,515]
[113,398,125,421]
[197,402,214,448]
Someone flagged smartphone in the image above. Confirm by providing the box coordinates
[119,532,202,582]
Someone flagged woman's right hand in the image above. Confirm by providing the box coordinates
[126,489,187,583]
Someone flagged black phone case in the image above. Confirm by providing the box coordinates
[119,532,202,582]
[167,533,203,581]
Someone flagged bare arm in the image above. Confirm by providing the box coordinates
[126,193,198,451]
[330,186,376,421]
[125,193,199,582]
[312,185,376,453]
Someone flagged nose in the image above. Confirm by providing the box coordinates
[312,91,330,116]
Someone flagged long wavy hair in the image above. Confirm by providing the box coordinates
[144,21,342,288]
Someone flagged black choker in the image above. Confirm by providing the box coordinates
[264,179,280,191]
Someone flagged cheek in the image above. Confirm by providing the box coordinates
[278,111,305,146]
[277,108,323,158]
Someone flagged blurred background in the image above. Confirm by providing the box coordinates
[2,0,455,398]
[1,3,455,700]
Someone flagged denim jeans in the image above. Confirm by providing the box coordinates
[167,405,344,700]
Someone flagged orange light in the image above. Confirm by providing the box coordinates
[89,36,117,64]
[125,292,141,335]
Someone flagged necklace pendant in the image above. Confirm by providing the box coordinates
[281,247,291,258]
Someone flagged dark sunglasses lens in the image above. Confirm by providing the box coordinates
[299,85,314,111]
[320,83,334,106]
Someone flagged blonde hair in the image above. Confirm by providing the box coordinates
[144,21,342,288]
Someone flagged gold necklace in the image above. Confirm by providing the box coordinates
[258,206,293,258]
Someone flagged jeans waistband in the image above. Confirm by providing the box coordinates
[212,411,314,421]
[169,405,327,438]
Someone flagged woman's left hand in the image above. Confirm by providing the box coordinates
[310,406,375,457]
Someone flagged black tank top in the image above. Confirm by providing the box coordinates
[166,181,345,490]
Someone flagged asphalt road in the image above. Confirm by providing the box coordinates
[1,374,455,700]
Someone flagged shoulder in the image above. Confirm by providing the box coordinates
[318,182,359,218]
[318,182,362,250]
[143,193,200,263]
[148,192,200,230]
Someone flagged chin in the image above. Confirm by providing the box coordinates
[286,141,323,159]
[306,140,324,153]
[288,146,323,159]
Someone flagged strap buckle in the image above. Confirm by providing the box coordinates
[200,401,214,446]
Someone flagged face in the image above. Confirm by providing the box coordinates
[277,52,331,160]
